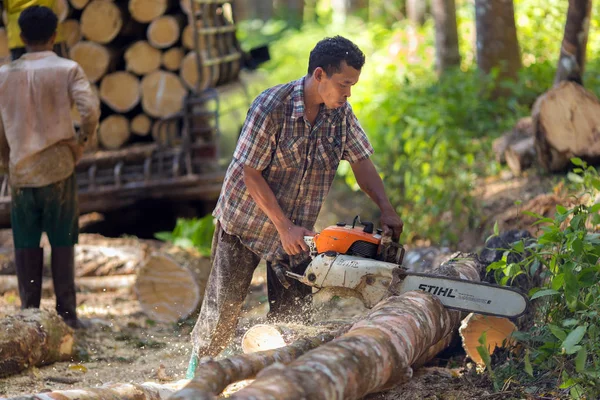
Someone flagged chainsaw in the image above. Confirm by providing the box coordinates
[283,216,529,319]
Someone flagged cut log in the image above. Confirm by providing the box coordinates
[80,0,123,44]
[459,313,518,365]
[505,136,536,176]
[141,70,187,118]
[62,19,82,48]
[0,309,75,378]
[492,116,534,164]
[71,84,99,126]
[99,71,141,113]
[134,248,211,323]
[98,115,131,150]
[68,0,89,10]
[69,41,117,83]
[124,40,162,75]
[128,0,169,23]
[241,323,347,354]
[162,47,184,71]
[532,81,600,172]
[6,380,189,400]
[54,0,70,22]
[0,274,136,295]
[181,24,194,50]
[180,51,212,91]
[147,15,184,49]
[75,241,150,276]
[130,113,153,136]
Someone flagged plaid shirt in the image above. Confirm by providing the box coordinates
[213,76,374,263]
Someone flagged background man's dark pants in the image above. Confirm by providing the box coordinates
[10,42,67,60]
[187,221,311,376]
[11,173,80,326]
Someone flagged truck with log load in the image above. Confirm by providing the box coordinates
[0,0,253,227]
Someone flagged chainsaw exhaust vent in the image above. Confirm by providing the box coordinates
[348,241,378,259]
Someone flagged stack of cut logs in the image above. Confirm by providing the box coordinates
[0,0,242,152]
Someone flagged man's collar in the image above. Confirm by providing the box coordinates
[291,76,343,120]
[19,51,57,60]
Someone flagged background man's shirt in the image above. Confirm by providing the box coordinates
[0,51,100,187]
[213,76,374,263]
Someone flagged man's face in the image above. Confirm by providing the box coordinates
[315,61,361,109]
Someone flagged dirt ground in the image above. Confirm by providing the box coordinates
[0,171,562,399]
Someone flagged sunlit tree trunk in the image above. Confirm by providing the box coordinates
[332,0,368,24]
[406,0,427,25]
[475,0,521,90]
[431,0,461,75]
[554,0,592,85]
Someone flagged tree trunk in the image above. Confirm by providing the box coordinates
[431,0,460,75]
[128,0,169,23]
[141,70,188,118]
[134,249,212,323]
[330,0,368,24]
[99,71,141,113]
[492,116,534,164]
[505,136,536,176]
[0,309,75,378]
[80,0,124,44]
[68,41,118,83]
[474,0,521,88]
[62,19,82,48]
[98,115,131,150]
[162,47,184,71]
[147,15,184,49]
[124,41,162,75]
[130,113,153,136]
[532,81,600,172]
[406,0,427,25]
[554,0,592,85]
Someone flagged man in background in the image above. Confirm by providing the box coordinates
[0,5,99,329]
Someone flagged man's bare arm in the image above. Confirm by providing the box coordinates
[243,165,314,255]
[351,158,404,239]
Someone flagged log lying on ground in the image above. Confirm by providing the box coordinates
[0,309,75,378]
[492,116,534,164]
[505,136,536,176]
[533,80,600,172]
[459,313,518,365]
[6,379,190,400]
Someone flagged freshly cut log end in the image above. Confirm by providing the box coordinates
[162,47,184,71]
[180,51,213,92]
[54,0,70,22]
[134,253,202,323]
[141,70,187,118]
[80,0,123,44]
[147,15,182,49]
[241,323,345,354]
[69,41,114,83]
[62,19,82,48]
[100,71,141,113]
[181,24,194,50]
[124,41,161,75]
[459,313,517,365]
[128,0,169,23]
[533,81,600,172]
[71,84,99,126]
[69,0,89,10]
[130,114,153,136]
[98,115,131,150]
[0,308,75,378]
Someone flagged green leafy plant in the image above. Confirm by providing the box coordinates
[154,214,215,257]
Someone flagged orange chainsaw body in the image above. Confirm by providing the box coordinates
[313,222,381,257]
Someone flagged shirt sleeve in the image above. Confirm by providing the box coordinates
[342,105,374,163]
[0,111,8,174]
[68,64,100,148]
[233,100,276,171]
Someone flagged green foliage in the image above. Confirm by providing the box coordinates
[486,159,600,396]
[154,214,215,257]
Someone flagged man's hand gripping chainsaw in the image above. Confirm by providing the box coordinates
[283,217,529,318]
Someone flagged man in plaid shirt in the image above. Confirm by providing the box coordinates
[187,35,403,375]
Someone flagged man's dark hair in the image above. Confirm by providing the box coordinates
[307,35,365,76]
[18,6,58,45]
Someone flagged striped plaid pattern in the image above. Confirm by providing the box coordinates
[213,76,374,263]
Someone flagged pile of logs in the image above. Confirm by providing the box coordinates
[0,0,242,151]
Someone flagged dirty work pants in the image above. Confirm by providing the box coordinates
[186,221,311,378]
[11,173,79,323]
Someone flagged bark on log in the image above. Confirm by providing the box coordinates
[124,41,162,75]
[0,274,136,295]
[99,71,141,113]
[554,0,592,85]
[162,47,184,71]
[75,241,149,276]
[69,41,117,83]
[141,70,187,118]
[128,0,169,23]
[492,116,534,164]
[532,81,600,172]
[0,308,75,378]
[98,114,131,149]
[80,0,124,44]
[62,19,82,49]
[505,136,536,176]
[130,113,153,136]
[134,248,211,323]
[147,15,184,49]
